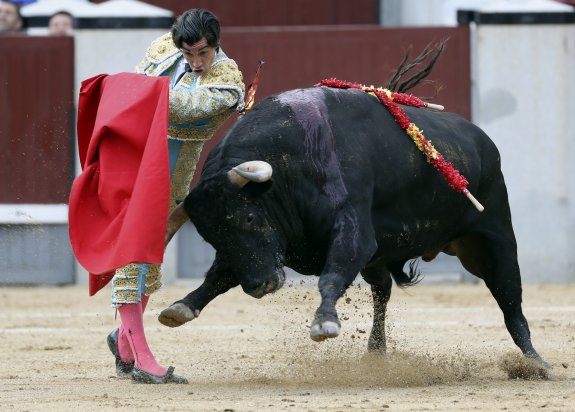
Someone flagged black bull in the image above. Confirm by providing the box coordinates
[160,86,549,371]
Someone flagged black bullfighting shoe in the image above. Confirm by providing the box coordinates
[106,328,135,378]
[131,366,189,384]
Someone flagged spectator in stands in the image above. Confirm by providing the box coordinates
[0,1,24,33]
[48,10,74,36]
[101,8,245,384]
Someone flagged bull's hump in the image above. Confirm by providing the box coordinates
[274,88,330,139]
[275,88,327,119]
[275,88,348,208]
[274,88,331,149]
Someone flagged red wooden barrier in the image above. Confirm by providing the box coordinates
[0,36,75,204]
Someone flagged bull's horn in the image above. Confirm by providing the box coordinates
[164,201,189,249]
[227,161,273,187]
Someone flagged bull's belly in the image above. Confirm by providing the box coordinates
[372,231,455,264]
[284,216,466,275]
[284,237,450,276]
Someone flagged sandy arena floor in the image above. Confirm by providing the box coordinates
[0,278,574,411]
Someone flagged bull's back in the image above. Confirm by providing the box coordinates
[316,88,497,195]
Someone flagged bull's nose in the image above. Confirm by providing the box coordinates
[247,279,276,299]
[243,268,285,299]
[246,279,283,299]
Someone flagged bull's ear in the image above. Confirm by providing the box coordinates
[183,187,210,220]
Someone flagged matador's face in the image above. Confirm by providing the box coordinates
[180,37,217,76]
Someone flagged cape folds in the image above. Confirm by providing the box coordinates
[69,73,171,296]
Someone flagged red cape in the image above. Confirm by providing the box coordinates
[69,73,170,296]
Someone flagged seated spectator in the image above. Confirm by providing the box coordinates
[48,10,74,36]
[0,1,24,33]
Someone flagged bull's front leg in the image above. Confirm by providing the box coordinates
[310,210,377,341]
[310,272,350,341]
[158,263,239,328]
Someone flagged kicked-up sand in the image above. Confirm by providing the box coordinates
[0,278,574,411]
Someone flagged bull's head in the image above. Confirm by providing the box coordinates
[164,161,273,246]
[165,160,285,298]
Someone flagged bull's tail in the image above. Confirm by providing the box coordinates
[387,259,423,288]
[387,39,447,94]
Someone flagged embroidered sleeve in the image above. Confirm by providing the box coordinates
[169,59,245,124]
[135,55,151,74]
[135,32,178,75]
[169,86,242,123]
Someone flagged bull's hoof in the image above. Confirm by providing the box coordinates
[158,303,198,328]
[499,352,554,380]
[310,320,340,342]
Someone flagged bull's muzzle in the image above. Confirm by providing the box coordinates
[245,268,286,299]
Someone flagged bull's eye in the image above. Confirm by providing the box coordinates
[246,213,255,224]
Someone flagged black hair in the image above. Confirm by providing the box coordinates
[49,10,75,28]
[171,8,220,49]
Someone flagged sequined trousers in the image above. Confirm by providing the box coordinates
[111,263,162,306]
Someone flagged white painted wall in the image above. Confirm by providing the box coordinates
[472,24,575,282]
[74,29,167,100]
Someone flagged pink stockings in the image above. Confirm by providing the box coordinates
[116,294,167,376]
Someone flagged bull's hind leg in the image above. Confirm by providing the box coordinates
[361,263,393,352]
[452,234,550,372]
